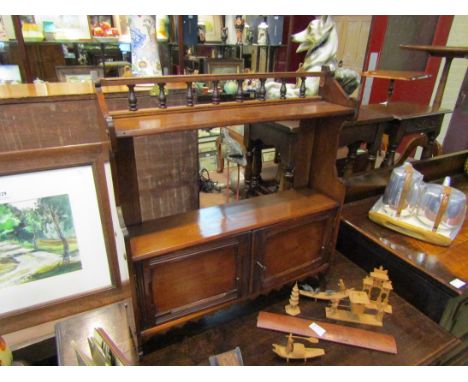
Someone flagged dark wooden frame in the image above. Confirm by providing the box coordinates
[206,58,244,75]
[0,143,122,333]
[56,65,104,83]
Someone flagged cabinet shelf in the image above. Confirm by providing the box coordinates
[112,98,354,137]
[128,188,339,262]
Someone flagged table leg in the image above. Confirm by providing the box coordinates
[383,133,398,168]
[433,57,453,110]
[344,142,360,177]
[244,143,253,197]
[421,131,437,160]
[216,135,224,173]
[386,79,395,104]
[251,140,263,191]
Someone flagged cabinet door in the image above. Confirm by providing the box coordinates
[136,233,250,328]
[252,211,336,292]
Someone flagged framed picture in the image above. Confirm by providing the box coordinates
[113,15,130,43]
[0,65,22,84]
[0,15,15,41]
[0,164,115,316]
[206,58,244,75]
[56,66,104,83]
[198,15,222,42]
[89,15,114,28]
[34,15,91,40]
[156,15,170,41]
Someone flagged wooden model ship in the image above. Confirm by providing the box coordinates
[272,334,324,362]
[300,266,393,326]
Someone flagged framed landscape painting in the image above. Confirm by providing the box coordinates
[0,165,113,316]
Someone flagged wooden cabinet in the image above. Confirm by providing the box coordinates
[131,204,339,333]
[126,190,342,345]
[96,71,356,351]
[253,212,336,292]
[135,234,250,328]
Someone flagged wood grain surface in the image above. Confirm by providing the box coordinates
[257,311,397,354]
[128,189,338,261]
[139,253,460,365]
[341,174,468,296]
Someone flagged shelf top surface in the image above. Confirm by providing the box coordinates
[362,70,431,81]
[128,189,339,261]
[112,99,354,137]
[0,82,184,101]
[399,44,468,57]
[365,101,451,120]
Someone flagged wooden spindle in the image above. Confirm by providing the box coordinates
[259,79,266,101]
[159,83,167,109]
[299,77,306,98]
[212,80,220,104]
[128,84,137,111]
[280,79,287,99]
[236,79,243,102]
[187,82,194,107]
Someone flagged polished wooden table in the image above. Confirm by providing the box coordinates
[366,102,451,167]
[339,105,392,176]
[338,174,468,322]
[246,105,393,186]
[399,45,468,109]
[139,252,462,365]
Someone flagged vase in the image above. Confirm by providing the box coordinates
[129,15,162,76]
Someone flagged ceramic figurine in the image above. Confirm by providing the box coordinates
[244,24,253,45]
[265,16,360,99]
[257,18,269,46]
[221,27,228,44]
[198,22,206,43]
[234,15,245,44]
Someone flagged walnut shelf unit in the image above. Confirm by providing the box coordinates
[96,70,356,354]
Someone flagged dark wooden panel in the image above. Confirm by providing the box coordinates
[134,130,199,221]
[115,137,142,225]
[151,245,237,313]
[138,234,250,326]
[110,89,199,222]
[27,43,66,82]
[443,67,468,153]
[254,212,334,291]
[0,98,106,152]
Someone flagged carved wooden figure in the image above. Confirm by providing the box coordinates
[285,282,301,316]
[300,266,393,326]
[272,333,324,362]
